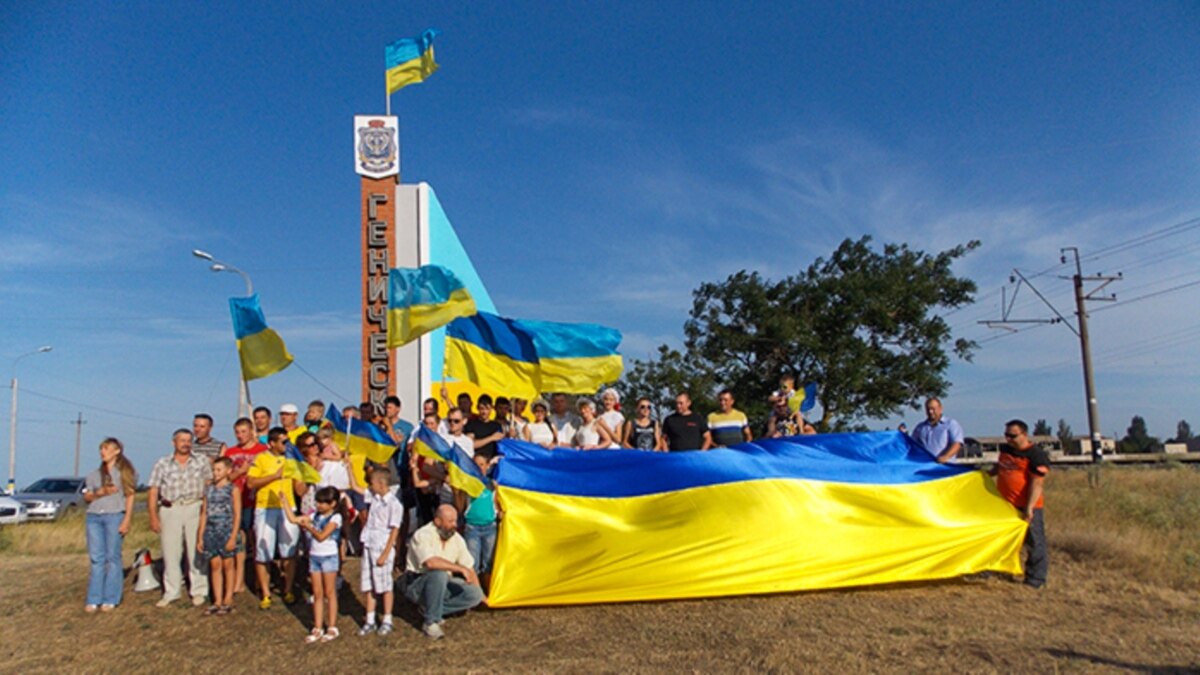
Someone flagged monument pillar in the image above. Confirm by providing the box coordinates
[355,116,400,411]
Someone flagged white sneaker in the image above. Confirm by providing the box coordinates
[191,596,207,607]
[423,622,445,640]
[155,597,177,608]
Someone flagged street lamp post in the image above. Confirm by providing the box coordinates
[192,250,254,419]
[8,345,52,494]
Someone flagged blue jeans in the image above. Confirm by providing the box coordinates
[1024,508,1048,587]
[403,570,485,625]
[86,512,125,606]
[464,522,497,574]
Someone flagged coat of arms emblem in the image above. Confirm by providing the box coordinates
[356,118,399,178]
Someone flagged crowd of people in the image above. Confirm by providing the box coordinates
[80,376,1050,641]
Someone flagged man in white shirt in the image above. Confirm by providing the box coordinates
[548,393,580,447]
[402,504,485,640]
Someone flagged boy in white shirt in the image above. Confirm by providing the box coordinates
[357,469,403,636]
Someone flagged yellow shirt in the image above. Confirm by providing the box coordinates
[248,451,295,510]
[286,426,306,445]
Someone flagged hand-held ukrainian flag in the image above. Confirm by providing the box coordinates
[792,382,819,414]
[387,265,476,348]
[444,312,542,399]
[386,29,439,94]
[412,426,487,498]
[283,442,323,485]
[515,317,623,394]
[228,295,292,381]
[323,404,398,465]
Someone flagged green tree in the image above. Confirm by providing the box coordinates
[1118,415,1162,454]
[1055,419,1077,455]
[620,236,980,430]
[619,344,719,419]
[1033,419,1052,436]
[1172,419,1193,443]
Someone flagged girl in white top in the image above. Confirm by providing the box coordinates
[523,399,558,448]
[597,387,625,449]
[283,487,343,643]
[573,399,614,450]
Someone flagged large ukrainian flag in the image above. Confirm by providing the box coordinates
[517,318,623,394]
[488,432,1027,607]
[444,312,542,399]
[386,264,476,348]
[444,312,624,397]
[386,29,439,94]
[228,295,292,381]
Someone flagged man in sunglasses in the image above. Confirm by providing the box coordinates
[990,419,1049,589]
[436,411,475,508]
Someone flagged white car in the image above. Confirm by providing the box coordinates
[0,495,29,525]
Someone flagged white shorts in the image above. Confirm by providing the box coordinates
[254,508,300,563]
[360,546,395,594]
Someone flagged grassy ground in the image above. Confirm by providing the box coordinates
[1,466,1197,672]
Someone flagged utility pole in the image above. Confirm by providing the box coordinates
[1060,247,1121,466]
[71,413,87,477]
[980,248,1120,486]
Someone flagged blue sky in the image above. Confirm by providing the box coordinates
[3,2,1199,482]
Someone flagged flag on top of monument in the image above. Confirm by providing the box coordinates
[792,382,819,414]
[412,425,488,498]
[386,28,440,94]
[444,311,624,398]
[323,403,399,465]
[386,264,477,348]
[228,294,293,381]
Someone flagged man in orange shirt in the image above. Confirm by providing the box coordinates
[990,419,1049,589]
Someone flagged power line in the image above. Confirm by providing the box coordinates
[291,360,351,403]
[10,384,179,424]
[1091,279,1200,315]
[1081,216,1200,263]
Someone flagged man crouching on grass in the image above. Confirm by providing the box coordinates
[403,504,485,640]
[991,419,1049,589]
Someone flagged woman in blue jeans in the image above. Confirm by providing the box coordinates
[83,438,138,612]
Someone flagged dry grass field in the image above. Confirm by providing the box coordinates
[1,464,1198,673]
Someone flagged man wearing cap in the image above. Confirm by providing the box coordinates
[279,403,304,444]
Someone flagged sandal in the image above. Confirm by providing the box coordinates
[321,627,340,642]
[204,605,221,616]
[217,605,233,615]
[305,628,325,644]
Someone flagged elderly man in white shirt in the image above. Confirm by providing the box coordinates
[402,504,485,640]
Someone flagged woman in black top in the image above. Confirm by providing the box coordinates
[622,397,662,451]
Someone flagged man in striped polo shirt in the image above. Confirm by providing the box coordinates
[707,389,753,448]
[192,413,226,463]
